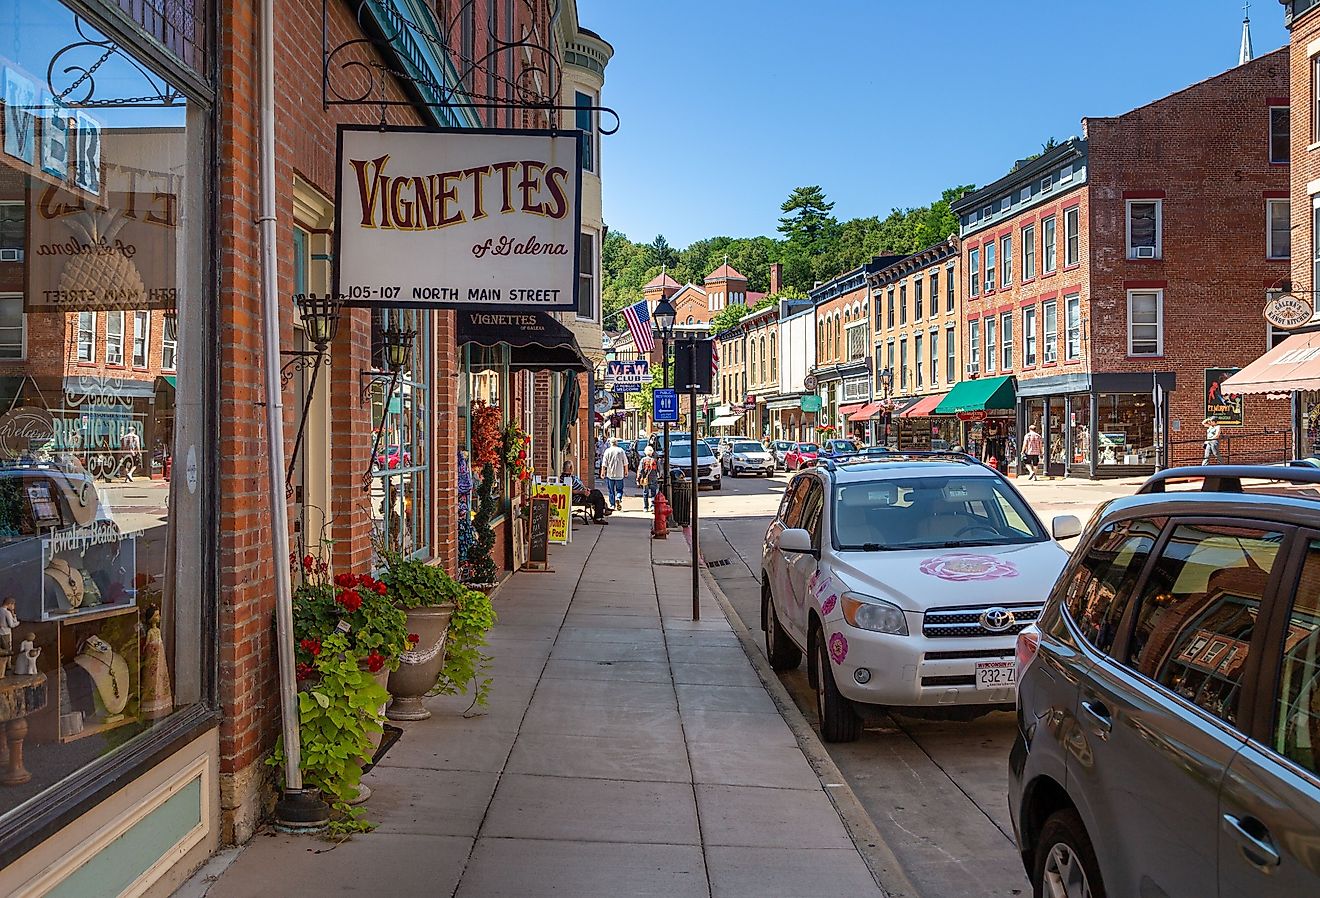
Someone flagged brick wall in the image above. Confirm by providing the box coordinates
[1290,13,1320,295]
[1087,48,1292,465]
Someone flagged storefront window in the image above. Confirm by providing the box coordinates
[370,310,430,558]
[1097,393,1157,465]
[1303,392,1320,458]
[1071,395,1092,465]
[0,0,208,827]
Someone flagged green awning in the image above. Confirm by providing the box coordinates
[934,375,1016,414]
[159,376,176,390]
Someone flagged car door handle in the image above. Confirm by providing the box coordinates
[1079,700,1112,740]
[1222,814,1282,871]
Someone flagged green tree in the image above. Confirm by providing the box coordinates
[778,186,838,252]
[646,234,679,270]
[709,303,750,335]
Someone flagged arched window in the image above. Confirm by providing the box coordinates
[770,331,778,371]
[760,335,767,378]
[687,315,695,324]
[750,343,757,383]
[817,320,825,358]
[834,313,842,358]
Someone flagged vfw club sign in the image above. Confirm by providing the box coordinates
[335,125,583,311]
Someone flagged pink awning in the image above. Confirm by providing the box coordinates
[838,403,866,418]
[848,402,882,422]
[1222,332,1320,394]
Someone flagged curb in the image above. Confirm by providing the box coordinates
[689,535,921,898]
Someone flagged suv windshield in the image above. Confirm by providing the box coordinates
[670,442,713,460]
[733,442,763,453]
[798,444,819,453]
[833,475,1046,550]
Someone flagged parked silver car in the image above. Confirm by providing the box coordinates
[1010,465,1320,898]
[722,440,775,477]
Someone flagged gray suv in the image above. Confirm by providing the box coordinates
[1010,466,1320,897]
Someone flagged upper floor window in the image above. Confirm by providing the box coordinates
[0,202,23,260]
[1128,289,1163,356]
[968,319,980,373]
[1065,294,1081,360]
[1268,199,1291,260]
[930,328,940,385]
[1126,199,1162,259]
[1270,106,1290,164]
[1001,311,1013,370]
[1024,306,1038,367]
[984,241,996,292]
[578,232,596,319]
[1022,223,1036,280]
[77,311,96,362]
[575,91,597,173]
[1001,234,1012,287]
[985,315,997,374]
[969,247,980,296]
[914,278,924,319]
[887,288,895,328]
[106,311,125,365]
[1042,299,1058,363]
[928,271,939,316]
[899,337,908,390]
[1314,58,1320,144]
[770,331,777,371]
[899,285,907,325]
[945,326,956,382]
[1064,206,1081,266]
[0,295,22,360]
[1042,215,1057,274]
[132,310,150,368]
[946,264,955,312]
[914,333,923,389]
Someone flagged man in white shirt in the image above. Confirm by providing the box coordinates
[1202,418,1221,465]
[599,438,629,510]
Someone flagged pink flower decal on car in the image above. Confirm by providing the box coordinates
[821,593,838,615]
[828,631,848,664]
[918,553,1020,582]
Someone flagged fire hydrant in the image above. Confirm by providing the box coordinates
[652,491,672,539]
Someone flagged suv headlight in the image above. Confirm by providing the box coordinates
[840,592,908,636]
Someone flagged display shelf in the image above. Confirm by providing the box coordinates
[27,607,141,746]
[58,711,136,744]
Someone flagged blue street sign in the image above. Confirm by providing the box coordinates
[653,388,679,423]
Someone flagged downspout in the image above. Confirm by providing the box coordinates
[259,0,326,828]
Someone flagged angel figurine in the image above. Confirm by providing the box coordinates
[0,596,18,678]
[14,632,39,677]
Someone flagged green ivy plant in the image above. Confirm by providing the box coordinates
[267,632,390,835]
[431,585,497,709]
[292,557,408,676]
[378,550,466,610]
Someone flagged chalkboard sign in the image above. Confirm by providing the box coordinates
[528,496,551,569]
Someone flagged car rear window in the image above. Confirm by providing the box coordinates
[832,475,1046,550]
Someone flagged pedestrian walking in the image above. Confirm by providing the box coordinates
[1202,417,1222,464]
[1022,424,1044,481]
[637,445,659,511]
[119,428,142,482]
[600,437,628,510]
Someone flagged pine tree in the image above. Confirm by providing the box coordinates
[463,463,499,585]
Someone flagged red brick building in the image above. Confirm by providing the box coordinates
[951,50,1291,478]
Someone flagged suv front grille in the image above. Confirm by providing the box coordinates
[922,604,1041,639]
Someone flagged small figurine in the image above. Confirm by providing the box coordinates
[0,596,17,678]
[14,632,39,676]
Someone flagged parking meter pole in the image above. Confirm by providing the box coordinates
[688,344,700,622]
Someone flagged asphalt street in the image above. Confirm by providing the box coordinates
[685,466,1137,898]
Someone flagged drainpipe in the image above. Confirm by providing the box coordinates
[259,0,327,829]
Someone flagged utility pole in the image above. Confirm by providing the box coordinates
[688,337,700,621]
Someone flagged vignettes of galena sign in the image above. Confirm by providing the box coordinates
[334,126,583,312]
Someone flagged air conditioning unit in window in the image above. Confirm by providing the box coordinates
[0,249,21,262]
[1135,246,1156,259]
[966,363,979,376]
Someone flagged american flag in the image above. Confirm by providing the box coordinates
[622,299,655,353]
[711,338,719,381]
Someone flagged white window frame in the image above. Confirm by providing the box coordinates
[132,309,150,368]
[1125,199,1163,260]
[1064,206,1080,266]
[968,319,980,373]
[1001,311,1013,370]
[1001,234,1012,287]
[77,311,97,363]
[985,315,997,374]
[0,293,24,361]
[969,247,980,297]
[577,230,597,321]
[929,327,939,385]
[1024,306,1038,367]
[1022,223,1036,280]
[575,89,598,174]
[1127,289,1164,357]
[914,332,924,388]
[106,310,125,366]
[945,325,956,382]
[1042,215,1057,274]
[984,240,996,292]
[1267,198,1291,260]
[1042,300,1058,363]
[1065,294,1081,361]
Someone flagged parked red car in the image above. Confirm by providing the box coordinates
[783,442,819,471]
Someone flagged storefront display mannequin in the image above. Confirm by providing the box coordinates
[72,635,129,721]
[45,557,85,612]
[0,597,18,677]
[140,607,173,720]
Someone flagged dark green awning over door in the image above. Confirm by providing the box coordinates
[933,376,1016,414]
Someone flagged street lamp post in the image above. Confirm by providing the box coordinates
[879,368,893,447]
[652,296,676,497]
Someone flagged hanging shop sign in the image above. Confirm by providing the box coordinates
[799,395,822,413]
[606,359,649,393]
[1205,368,1244,425]
[335,125,582,311]
[1263,292,1314,331]
[593,388,613,414]
[957,410,988,422]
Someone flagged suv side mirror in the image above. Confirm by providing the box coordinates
[779,528,818,557]
[1052,514,1082,540]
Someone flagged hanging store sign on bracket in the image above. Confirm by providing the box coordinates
[334,125,583,311]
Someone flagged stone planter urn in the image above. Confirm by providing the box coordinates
[387,604,456,721]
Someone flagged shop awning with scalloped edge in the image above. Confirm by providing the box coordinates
[848,402,882,422]
[900,393,948,418]
[934,376,1016,414]
[456,310,590,372]
[1221,332,1320,394]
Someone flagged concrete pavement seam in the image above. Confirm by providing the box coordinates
[691,535,921,898]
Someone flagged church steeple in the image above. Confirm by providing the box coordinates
[1239,2,1253,66]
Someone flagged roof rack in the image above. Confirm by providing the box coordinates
[815,450,982,473]
[1137,465,1320,495]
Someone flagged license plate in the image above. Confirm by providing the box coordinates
[975,661,1016,690]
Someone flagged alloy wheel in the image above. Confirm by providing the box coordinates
[1042,843,1092,898]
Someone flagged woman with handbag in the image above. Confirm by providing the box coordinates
[637,446,659,512]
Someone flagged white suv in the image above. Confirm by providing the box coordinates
[760,454,1079,741]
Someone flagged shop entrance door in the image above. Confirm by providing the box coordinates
[1047,397,1068,477]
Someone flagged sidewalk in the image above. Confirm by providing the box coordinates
[191,510,886,898]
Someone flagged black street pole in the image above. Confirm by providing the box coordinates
[688,339,700,622]
[662,335,671,498]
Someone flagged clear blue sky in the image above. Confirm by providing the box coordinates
[584,0,1287,248]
